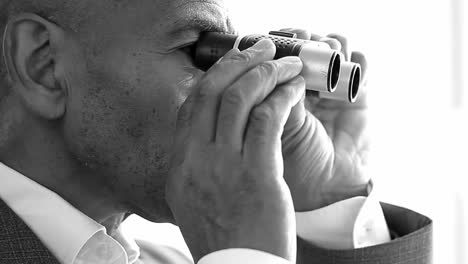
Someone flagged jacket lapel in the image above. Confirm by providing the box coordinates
[0,199,60,264]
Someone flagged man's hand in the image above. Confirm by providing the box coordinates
[166,39,305,262]
[280,29,371,211]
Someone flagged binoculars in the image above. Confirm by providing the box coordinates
[193,31,361,103]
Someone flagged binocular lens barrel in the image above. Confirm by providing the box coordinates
[194,31,361,103]
[319,62,361,103]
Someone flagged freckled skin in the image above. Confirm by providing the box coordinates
[61,0,230,222]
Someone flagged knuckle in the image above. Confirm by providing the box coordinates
[229,50,253,63]
[294,29,310,39]
[195,78,216,100]
[309,33,323,41]
[254,61,278,80]
[291,76,306,94]
[281,84,295,99]
[280,28,310,40]
[250,105,279,131]
[199,76,216,91]
[327,39,342,51]
[295,75,306,86]
[222,48,241,60]
[252,105,271,121]
[222,85,246,107]
[260,61,278,74]
[351,51,366,63]
[328,33,348,42]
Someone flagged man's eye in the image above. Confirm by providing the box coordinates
[180,43,196,59]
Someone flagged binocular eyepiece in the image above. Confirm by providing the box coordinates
[193,31,361,103]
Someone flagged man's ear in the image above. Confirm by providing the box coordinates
[3,13,68,120]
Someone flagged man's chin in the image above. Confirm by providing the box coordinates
[131,203,176,225]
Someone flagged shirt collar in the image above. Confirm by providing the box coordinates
[0,162,139,264]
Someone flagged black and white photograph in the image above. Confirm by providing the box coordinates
[0,0,466,263]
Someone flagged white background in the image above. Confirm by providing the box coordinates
[123,1,468,263]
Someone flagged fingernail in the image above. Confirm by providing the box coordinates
[250,38,274,51]
[279,56,302,65]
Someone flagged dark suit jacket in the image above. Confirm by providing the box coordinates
[0,199,432,264]
[0,199,59,264]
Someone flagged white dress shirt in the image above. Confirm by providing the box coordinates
[0,163,390,264]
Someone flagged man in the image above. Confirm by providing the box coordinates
[0,0,432,263]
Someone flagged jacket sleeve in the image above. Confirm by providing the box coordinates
[296,202,433,264]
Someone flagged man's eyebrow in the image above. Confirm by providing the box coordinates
[167,16,234,40]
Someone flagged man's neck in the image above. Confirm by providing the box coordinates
[1,122,125,225]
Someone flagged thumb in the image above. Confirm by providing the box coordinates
[283,92,307,137]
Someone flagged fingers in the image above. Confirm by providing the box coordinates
[308,33,322,42]
[216,56,303,152]
[244,75,306,162]
[190,39,276,144]
[351,51,368,84]
[279,28,311,40]
[173,48,246,158]
[278,29,344,57]
[308,33,342,51]
[214,47,241,65]
[327,33,349,61]
[318,37,342,53]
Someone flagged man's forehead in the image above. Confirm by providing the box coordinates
[158,0,233,34]
[76,0,235,51]
[169,0,227,10]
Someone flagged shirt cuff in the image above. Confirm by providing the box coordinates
[198,248,290,264]
[295,189,391,250]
